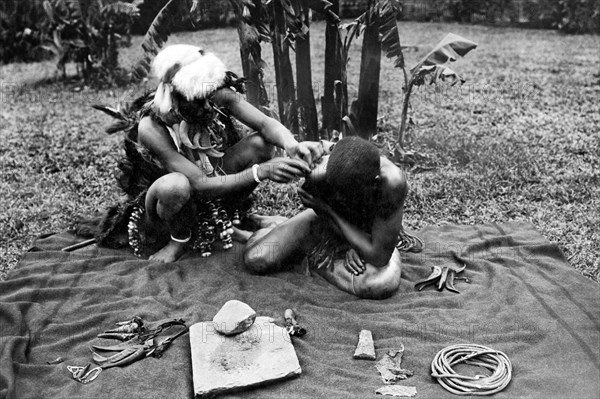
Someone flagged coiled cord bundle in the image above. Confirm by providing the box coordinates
[396,230,424,253]
[431,344,512,396]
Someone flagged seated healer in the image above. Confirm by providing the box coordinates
[243,136,409,299]
[97,44,324,262]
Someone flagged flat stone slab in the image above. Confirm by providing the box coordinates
[353,329,376,360]
[190,316,302,397]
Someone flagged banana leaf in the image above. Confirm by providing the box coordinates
[307,0,339,21]
[409,33,477,75]
[378,0,404,68]
[412,64,465,87]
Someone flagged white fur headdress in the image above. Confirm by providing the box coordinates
[150,44,228,115]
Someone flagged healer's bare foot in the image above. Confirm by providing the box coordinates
[149,240,187,263]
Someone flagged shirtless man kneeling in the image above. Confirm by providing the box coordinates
[243,136,408,299]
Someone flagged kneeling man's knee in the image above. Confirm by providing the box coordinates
[356,274,401,299]
[244,245,270,274]
[355,252,402,299]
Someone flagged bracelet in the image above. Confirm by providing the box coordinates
[171,234,191,243]
[252,164,262,184]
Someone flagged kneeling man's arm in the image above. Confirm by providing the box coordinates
[328,207,403,268]
[299,186,403,268]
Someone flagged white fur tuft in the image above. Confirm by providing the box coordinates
[151,44,204,81]
[171,52,227,101]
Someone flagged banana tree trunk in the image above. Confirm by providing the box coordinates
[354,12,381,139]
[235,18,269,107]
[295,0,318,141]
[271,0,298,134]
[322,0,342,136]
[239,23,267,107]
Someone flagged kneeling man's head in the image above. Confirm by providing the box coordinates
[326,136,381,212]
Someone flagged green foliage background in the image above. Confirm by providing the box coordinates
[2,0,598,65]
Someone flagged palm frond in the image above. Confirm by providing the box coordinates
[131,0,183,82]
[91,104,126,120]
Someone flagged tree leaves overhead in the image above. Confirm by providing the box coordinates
[409,33,477,75]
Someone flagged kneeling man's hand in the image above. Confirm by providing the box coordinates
[298,188,331,215]
[345,248,365,275]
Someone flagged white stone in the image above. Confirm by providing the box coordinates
[212,300,256,335]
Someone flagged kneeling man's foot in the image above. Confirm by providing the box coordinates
[149,240,187,263]
[248,214,289,229]
[232,226,253,243]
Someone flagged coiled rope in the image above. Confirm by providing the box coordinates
[431,344,512,396]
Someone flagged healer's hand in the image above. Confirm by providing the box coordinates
[287,141,325,169]
[258,157,311,183]
[344,248,366,276]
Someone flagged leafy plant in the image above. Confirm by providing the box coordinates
[340,0,405,139]
[40,0,141,83]
[555,0,600,33]
[229,0,270,110]
[318,0,406,139]
[322,0,344,136]
[221,0,336,140]
[0,0,49,64]
[396,33,477,149]
[232,0,337,139]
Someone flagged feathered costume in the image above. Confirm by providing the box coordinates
[94,45,249,258]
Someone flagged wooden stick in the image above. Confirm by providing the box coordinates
[61,238,96,252]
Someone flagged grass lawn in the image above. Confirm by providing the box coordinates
[1,21,598,282]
